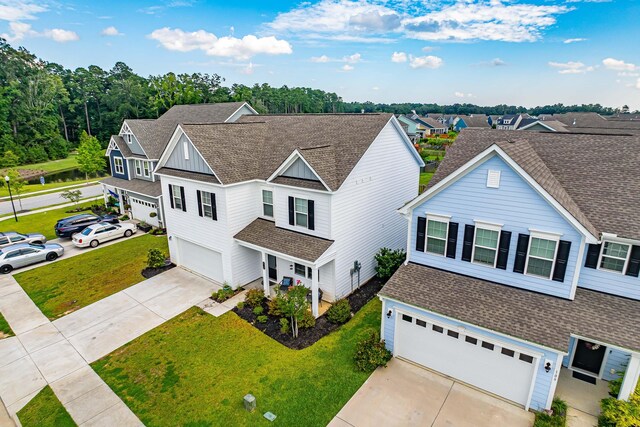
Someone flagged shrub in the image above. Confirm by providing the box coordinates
[354,332,392,372]
[212,283,235,302]
[124,204,131,210]
[253,306,264,316]
[236,301,245,310]
[599,382,640,427]
[245,288,265,308]
[374,247,406,281]
[299,311,316,329]
[279,317,290,334]
[146,248,166,269]
[268,295,286,317]
[119,215,130,221]
[326,299,351,324]
[257,315,268,324]
[534,398,567,427]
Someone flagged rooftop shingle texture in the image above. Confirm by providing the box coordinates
[101,176,163,197]
[459,115,490,128]
[380,263,640,352]
[109,135,134,158]
[430,129,640,239]
[550,112,640,131]
[418,117,447,129]
[271,176,327,191]
[155,167,221,184]
[234,218,334,262]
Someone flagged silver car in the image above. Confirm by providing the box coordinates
[0,232,47,248]
[0,243,64,274]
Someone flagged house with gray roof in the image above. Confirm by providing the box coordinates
[153,113,424,317]
[102,102,256,226]
[380,129,640,413]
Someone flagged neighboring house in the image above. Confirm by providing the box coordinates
[515,118,561,132]
[495,114,525,130]
[453,115,490,131]
[379,130,640,412]
[396,115,420,142]
[154,113,424,317]
[414,116,448,135]
[102,102,256,226]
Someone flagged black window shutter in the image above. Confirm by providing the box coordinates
[461,224,475,262]
[496,230,512,270]
[552,240,572,282]
[211,193,217,221]
[308,200,315,230]
[180,186,186,212]
[415,217,426,252]
[168,185,174,209]
[584,244,601,269]
[513,234,530,274]
[446,222,458,259]
[196,190,203,217]
[625,245,640,277]
[288,196,294,225]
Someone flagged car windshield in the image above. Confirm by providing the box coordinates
[29,244,45,249]
[81,228,93,236]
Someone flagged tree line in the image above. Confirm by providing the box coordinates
[0,38,619,165]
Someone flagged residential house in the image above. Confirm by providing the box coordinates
[453,115,490,131]
[396,115,420,142]
[379,129,640,412]
[102,102,256,226]
[495,114,527,130]
[415,116,448,135]
[154,113,424,317]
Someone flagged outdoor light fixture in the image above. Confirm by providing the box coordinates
[544,361,553,373]
[386,309,393,318]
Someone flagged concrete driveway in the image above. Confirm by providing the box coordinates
[329,358,534,427]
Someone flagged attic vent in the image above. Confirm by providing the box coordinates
[487,170,501,188]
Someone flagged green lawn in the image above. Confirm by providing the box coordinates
[18,154,79,173]
[420,172,434,187]
[93,299,382,427]
[17,386,75,427]
[0,200,99,240]
[14,235,168,319]
[0,311,14,338]
[0,178,98,199]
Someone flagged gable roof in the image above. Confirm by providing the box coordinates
[416,116,447,129]
[458,115,490,128]
[426,129,640,240]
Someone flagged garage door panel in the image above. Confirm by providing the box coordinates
[130,198,159,227]
[396,313,536,407]
[177,238,223,283]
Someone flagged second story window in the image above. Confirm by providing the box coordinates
[114,157,124,175]
[288,196,314,230]
[295,198,308,228]
[472,226,500,267]
[426,216,448,256]
[169,184,185,211]
[262,190,273,217]
[143,161,151,178]
[525,236,558,279]
[599,241,630,273]
[135,160,142,176]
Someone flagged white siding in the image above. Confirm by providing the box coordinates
[227,104,255,123]
[331,121,420,300]
[273,186,332,239]
[226,182,262,286]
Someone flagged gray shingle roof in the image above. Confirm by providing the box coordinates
[271,176,327,191]
[156,167,221,184]
[380,263,640,352]
[458,115,490,128]
[430,129,640,240]
[417,116,447,129]
[101,176,163,197]
[234,218,334,262]
[109,135,147,159]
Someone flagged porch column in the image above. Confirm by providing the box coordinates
[261,252,269,298]
[618,353,640,401]
[311,266,319,318]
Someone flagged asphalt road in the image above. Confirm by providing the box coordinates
[0,183,103,216]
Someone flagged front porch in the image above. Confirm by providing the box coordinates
[245,277,333,316]
[555,367,609,418]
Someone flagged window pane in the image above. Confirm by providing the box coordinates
[203,205,213,218]
[426,238,446,255]
[296,212,307,227]
[475,228,499,249]
[473,247,497,265]
[262,190,273,204]
[527,257,553,278]
[295,198,307,214]
[427,220,447,239]
[602,242,629,259]
[294,263,306,276]
[201,192,211,205]
[600,256,625,272]
[263,204,273,217]
[529,237,556,260]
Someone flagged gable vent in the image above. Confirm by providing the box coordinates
[487,170,501,188]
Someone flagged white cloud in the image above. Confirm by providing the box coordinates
[391,51,407,62]
[421,46,436,52]
[636,78,640,90]
[454,91,465,98]
[311,55,331,63]
[310,53,361,63]
[602,58,638,72]
[139,0,195,15]
[342,64,354,71]
[563,38,586,44]
[409,55,443,69]
[372,86,379,90]
[486,58,506,66]
[1,21,79,42]
[343,52,361,63]
[548,61,594,74]
[101,26,122,36]
[239,62,255,75]
[42,28,79,42]
[0,0,46,21]
[148,27,292,60]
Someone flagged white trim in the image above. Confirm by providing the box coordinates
[474,220,503,231]
[528,229,563,239]
[224,102,259,122]
[266,150,332,191]
[425,214,449,257]
[600,233,640,246]
[235,238,334,267]
[571,333,640,358]
[597,240,631,275]
[524,233,560,280]
[545,352,565,410]
[567,337,609,379]
[405,213,413,265]
[261,187,274,219]
[518,120,556,132]
[171,233,224,255]
[389,116,426,167]
[570,235,586,300]
[619,354,640,400]
[113,157,125,175]
[471,223,502,268]
[293,196,310,228]
[120,121,149,158]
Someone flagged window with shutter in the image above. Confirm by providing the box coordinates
[415,217,426,252]
[425,214,449,256]
[170,184,183,210]
[598,241,631,273]
[461,224,475,262]
[524,231,561,280]
[471,222,502,268]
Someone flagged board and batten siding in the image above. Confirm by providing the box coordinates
[121,129,146,157]
[281,157,320,181]
[109,150,128,180]
[165,134,215,175]
[226,104,255,123]
[331,121,420,300]
[382,298,561,411]
[578,251,640,300]
[273,186,332,239]
[410,155,583,299]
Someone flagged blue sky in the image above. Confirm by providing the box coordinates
[1,0,639,109]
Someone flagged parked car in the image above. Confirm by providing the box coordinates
[54,213,118,238]
[0,243,64,274]
[71,222,136,248]
[0,232,47,248]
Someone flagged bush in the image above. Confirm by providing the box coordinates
[268,295,286,317]
[253,306,264,316]
[119,215,130,221]
[212,283,235,302]
[326,299,351,324]
[354,332,392,372]
[257,315,268,324]
[236,301,245,310]
[279,317,290,334]
[245,288,265,308]
[146,248,166,269]
[534,398,567,427]
[599,382,640,427]
[374,247,406,281]
[299,311,316,329]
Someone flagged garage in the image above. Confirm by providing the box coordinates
[395,312,538,407]
[176,238,224,283]
[130,197,160,227]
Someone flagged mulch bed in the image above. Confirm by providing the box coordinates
[141,263,175,279]
[232,276,385,350]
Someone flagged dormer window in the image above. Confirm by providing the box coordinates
[122,123,133,144]
[599,241,630,273]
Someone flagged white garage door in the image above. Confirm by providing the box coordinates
[176,238,224,283]
[130,198,159,227]
[395,312,538,407]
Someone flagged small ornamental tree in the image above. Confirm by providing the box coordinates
[60,189,82,205]
[374,248,406,281]
[280,285,310,338]
[77,131,105,179]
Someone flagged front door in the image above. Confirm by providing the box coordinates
[572,339,606,375]
[268,255,277,281]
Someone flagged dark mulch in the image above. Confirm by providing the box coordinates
[65,207,92,213]
[232,276,385,350]
[141,263,175,279]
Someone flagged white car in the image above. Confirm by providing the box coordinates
[72,222,137,248]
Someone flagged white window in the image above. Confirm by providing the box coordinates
[124,134,132,144]
[143,161,151,178]
[114,157,124,175]
[525,232,560,279]
[599,241,630,273]
[135,160,142,176]
[426,215,449,256]
[295,198,308,228]
[183,139,189,160]
[171,184,183,210]
[472,223,501,267]
[294,263,306,276]
[201,192,213,218]
[262,190,273,217]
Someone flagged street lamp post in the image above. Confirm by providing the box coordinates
[4,176,18,222]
